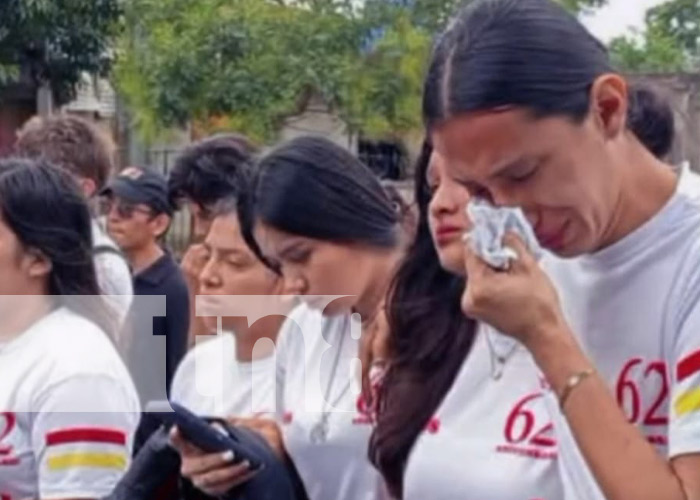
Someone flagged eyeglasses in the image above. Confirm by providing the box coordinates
[101,198,155,219]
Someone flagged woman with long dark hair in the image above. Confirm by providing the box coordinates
[0,158,139,500]
[370,142,563,500]
[384,0,700,499]
[175,136,403,500]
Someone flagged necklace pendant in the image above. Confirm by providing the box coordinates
[310,420,328,444]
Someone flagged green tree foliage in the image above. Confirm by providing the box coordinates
[115,0,608,143]
[0,0,121,104]
[608,0,699,72]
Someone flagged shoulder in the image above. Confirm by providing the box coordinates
[277,303,351,359]
[36,308,130,378]
[159,255,189,294]
[668,233,700,327]
[173,334,234,392]
[278,303,324,344]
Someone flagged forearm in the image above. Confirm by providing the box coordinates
[530,326,687,500]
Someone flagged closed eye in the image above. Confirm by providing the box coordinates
[508,165,538,182]
[285,249,311,264]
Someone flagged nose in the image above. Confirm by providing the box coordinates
[523,209,540,231]
[489,188,539,229]
[198,257,220,291]
[283,274,307,296]
[489,185,513,208]
[429,182,460,219]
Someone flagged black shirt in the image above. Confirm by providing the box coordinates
[124,252,189,452]
[125,252,189,399]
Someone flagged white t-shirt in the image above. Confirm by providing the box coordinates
[92,220,133,331]
[404,326,563,500]
[0,307,141,500]
[541,168,700,500]
[171,332,276,417]
[276,304,388,500]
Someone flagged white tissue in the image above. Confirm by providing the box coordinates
[464,199,543,376]
[465,198,542,270]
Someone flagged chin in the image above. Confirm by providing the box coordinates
[202,317,218,333]
[437,249,466,277]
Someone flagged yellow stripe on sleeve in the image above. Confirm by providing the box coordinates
[47,452,127,471]
[674,387,700,417]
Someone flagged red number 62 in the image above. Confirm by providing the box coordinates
[616,358,668,426]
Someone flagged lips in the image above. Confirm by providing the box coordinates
[434,225,463,245]
[536,222,569,251]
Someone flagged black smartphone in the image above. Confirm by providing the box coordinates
[146,400,263,470]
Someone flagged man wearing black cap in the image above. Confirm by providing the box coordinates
[102,166,190,451]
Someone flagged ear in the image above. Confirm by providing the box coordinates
[152,213,171,239]
[24,248,52,279]
[80,177,98,198]
[589,74,629,140]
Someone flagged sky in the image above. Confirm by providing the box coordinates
[581,0,669,42]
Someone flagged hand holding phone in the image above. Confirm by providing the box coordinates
[146,400,263,470]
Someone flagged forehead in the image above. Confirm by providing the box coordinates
[206,213,245,247]
[431,110,560,179]
[254,223,314,254]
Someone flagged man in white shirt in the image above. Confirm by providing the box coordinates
[14,115,134,331]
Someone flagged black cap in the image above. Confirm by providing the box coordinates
[101,166,173,215]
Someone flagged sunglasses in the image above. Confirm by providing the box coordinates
[101,198,155,219]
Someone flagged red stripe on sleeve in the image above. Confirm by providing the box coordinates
[677,349,700,383]
[46,428,126,446]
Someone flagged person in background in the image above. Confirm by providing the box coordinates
[0,157,140,500]
[421,0,700,499]
[101,166,189,452]
[170,192,288,418]
[14,114,134,332]
[174,136,403,500]
[168,134,258,347]
[626,85,675,162]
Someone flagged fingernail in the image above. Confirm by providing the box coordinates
[242,460,251,468]
[221,450,235,462]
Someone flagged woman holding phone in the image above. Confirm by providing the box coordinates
[173,136,404,500]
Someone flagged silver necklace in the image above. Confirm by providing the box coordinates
[310,316,351,444]
[484,327,519,380]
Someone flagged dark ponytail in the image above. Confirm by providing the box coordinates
[369,142,477,498]
[627,84,675,160]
